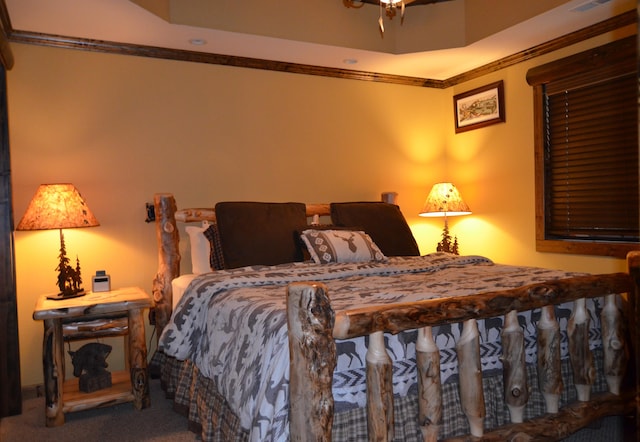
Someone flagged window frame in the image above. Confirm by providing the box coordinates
[527,36,639,258]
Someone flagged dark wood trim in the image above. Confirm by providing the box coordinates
[3,10,636,88]
[526,34,637,86]
[443,10,636,88]
[0,2,18,418]
[0,0,13,69]
[6,30,443,89]
[0,65,21,417]
[535,240,640,259]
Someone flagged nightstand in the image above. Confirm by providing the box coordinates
[32,286,153,427]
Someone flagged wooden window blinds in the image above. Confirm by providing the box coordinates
[527,36,639,257]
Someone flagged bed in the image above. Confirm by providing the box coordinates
[149,193,639,441]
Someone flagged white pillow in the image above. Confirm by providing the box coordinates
[300,229,386,264]
[185,221,214,274]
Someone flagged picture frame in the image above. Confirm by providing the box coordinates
[454,80,505,133]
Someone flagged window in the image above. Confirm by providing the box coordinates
[527,36,638,258]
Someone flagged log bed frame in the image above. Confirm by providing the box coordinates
[151,193,640,441]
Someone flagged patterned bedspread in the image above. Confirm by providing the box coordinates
[158,253,600,442]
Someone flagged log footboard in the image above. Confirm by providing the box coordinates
[417,326,442,441]
[287,282,336,441]
[286,254,639,441]
[501,310,528,424]
[456,319,485,437]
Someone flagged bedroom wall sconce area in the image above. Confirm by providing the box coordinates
[419,182,471,255]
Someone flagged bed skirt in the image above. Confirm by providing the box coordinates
[151,347,612,441]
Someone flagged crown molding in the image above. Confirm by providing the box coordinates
[3,9,636,87]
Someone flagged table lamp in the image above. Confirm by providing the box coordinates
[16,183,99,300]
[419,182,471,255]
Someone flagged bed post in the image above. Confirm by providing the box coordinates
[366,331,394,441]
[568,298,595,400]
[287,282,336,442]
[601,294,628,395]
[501,310,528,423]
[416,326,442,442]
[627,251,640,439]
[537,305,563,413]
[152,193,180,342]
[457,318,485,437]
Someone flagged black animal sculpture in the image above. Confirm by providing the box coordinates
[69,342,112,377]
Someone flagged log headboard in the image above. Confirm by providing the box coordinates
[173,204,332,223]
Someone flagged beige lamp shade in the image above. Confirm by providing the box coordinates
[17,183,99,230]
[419,182,471,217]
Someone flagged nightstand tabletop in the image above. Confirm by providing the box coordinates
[33,286,153,321]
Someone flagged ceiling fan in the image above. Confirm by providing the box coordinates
[343,0,452,33]
[345,0,451,5]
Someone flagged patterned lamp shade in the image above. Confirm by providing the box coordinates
[17,184,99,230]
[17,184,99,298]
[419,182,471,217]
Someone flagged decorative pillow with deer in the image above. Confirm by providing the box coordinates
[300,229,387,264]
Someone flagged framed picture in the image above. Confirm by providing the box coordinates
[454,80,505,133]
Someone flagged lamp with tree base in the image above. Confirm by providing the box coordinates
[16,183,99,300]
[419,182,471,255]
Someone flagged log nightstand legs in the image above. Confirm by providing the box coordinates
[128,307,150,410]
[33,287,153,427]
[43,318,64,427]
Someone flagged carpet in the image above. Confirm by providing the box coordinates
[0,379,195,442]
[0,378,627,441]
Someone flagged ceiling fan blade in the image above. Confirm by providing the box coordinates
[343,0,365,9]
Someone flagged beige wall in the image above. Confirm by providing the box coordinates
[9,25,634,387]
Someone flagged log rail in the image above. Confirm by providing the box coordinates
[331,273,632,338]
[287,253,639,441]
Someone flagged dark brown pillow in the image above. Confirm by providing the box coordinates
[215,202,307,269]
[330,202,420,256]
